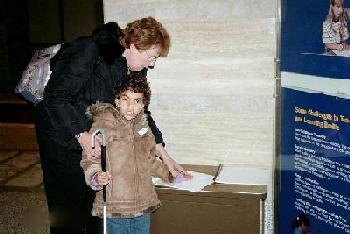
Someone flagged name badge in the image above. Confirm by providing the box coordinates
[138,127,149,136]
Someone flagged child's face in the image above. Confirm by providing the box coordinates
[115,90,144,120]
[332,1,344,18]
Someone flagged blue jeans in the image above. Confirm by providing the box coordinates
[103,213,150,234]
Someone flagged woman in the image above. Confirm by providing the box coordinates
[34,17,186,234]
[322,0,349,54]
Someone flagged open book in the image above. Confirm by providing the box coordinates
[332,49,350,57]
[152,171,214,192]
[214,164,270,185]
[152,164,270,192]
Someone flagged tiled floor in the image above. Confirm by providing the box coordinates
[0,150,49,233]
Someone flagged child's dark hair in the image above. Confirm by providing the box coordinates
[114,72,151,106]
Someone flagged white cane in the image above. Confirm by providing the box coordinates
[92,129,107,234]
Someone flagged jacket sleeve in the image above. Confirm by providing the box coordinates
[43,38,99,142]
[80,151,103,191]
[148,145,172,183]
[144,106,164,146]
[140,68,165,145]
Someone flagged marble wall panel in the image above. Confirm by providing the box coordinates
[104,0,276,22]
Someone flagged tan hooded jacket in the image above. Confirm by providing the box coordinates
[80,103,171,218]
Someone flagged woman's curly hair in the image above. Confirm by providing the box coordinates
[114,72,151,106]
[120,16,170,57]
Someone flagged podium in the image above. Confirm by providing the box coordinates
[151,164,267,234]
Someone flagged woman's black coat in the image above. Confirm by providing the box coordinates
[35,23,163,150]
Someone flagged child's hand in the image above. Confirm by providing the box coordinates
[174,173,193,183]
[79,132,101,160]
[96,171,111,185]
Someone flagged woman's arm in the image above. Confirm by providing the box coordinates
[324,42,347,51]
[43,38,99,145]
[155,143,191,177]
[144,107,164,145]
[144,107,190,177]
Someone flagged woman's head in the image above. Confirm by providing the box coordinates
[329,0,345,20]
[121,17,170,71]
[327,0,347,41]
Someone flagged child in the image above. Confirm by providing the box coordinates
[291,213,311,234]
[323,0,349,54]
[80,72,177,234]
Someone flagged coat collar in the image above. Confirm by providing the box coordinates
[86,102,147,126]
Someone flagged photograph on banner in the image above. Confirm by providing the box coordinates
[280,88,350,234]
[281,0,350,79]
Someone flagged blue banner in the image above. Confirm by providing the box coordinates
[280,88,350,234]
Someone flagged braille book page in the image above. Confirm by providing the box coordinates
[215,165,269,185]
[152,171,214,192]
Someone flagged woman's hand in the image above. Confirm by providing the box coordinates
[77,131,101,160]
[337,43,349,51]
[155,143,191,177]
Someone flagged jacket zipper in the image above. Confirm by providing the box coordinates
[132,121,138,214]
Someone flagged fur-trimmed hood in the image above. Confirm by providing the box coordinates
[86,102,147,126]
